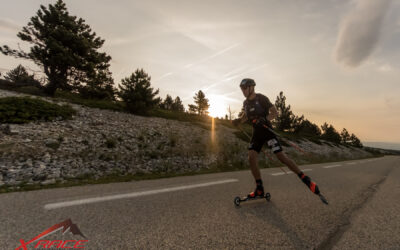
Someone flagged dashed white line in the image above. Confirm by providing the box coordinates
[271,168,312,176]
[271,172,290,176]
[323,164,342,169]
[44,179,238,210]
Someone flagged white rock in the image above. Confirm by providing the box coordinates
[41,179,56,185]
[43,152,51,163]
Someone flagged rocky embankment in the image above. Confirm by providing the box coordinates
[0,89,374,189]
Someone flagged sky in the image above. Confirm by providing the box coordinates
[1,0,399,146]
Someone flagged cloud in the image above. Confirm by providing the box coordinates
[334,0,391,67]
[201,63,268,92]
[0,18,20,32]
[377,63,392,72]
[153,43,241,83]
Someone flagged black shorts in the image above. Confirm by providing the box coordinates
[248,126,283,154]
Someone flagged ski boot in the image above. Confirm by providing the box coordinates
[247,185,265,198]
[234,180,271,206]
[298,172,328,205]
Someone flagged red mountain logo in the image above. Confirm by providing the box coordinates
[15,218,88,249]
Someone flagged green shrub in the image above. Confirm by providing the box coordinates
[54,90,124,112]
[0,96,76,124]
[16,86,46,96]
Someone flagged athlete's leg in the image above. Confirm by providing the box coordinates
[275,151,320,194]
[275,151,301,174]
[248,149,261,180]
[247,149,264,197]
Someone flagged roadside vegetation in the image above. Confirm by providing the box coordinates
[0,0,389,193]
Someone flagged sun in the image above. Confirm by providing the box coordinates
[208,95,227,118]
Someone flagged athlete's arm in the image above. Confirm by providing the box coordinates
[267,106,278,121]
[238,110,248,123]
[232,107,248,126]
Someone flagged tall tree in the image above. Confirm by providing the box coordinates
[117,69,160,115]
[189,90,209,115]
[0,0,113,97]
[275,91,296,132]
[340,128,351,144]
[321,122,342,143]
[171,96,185,112]
[350,133,363,148]
[161,95,174,110]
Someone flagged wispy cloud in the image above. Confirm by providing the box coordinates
[154,43,241,83]
[183,43,241,69]
[0,18,20,32]
[334,0,391,67]
[202,63,268,92]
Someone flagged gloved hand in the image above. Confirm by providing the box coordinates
[253,117,271,129]
[232,118,241,127]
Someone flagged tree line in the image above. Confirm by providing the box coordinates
[272,91,362,147]
[0,0,362,147]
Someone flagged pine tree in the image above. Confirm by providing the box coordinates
[162,95,174,110]
[0,0,113,97]
[171,96,185,112]
[4,65,40,87]
[321,122,342,143]
[117,69,160,115]
[189,90,209,115]
[340,128,351,144]
[275,91,296,132]
[350,133,363,148]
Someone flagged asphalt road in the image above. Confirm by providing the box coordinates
[1,156,399,250]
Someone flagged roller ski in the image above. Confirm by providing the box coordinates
[234,181,271,206]
[298,172,329,205]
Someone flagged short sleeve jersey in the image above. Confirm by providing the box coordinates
[243,93,273,122]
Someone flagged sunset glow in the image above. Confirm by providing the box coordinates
[208,95,228,118]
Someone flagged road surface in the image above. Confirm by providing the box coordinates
[1,156,399,249]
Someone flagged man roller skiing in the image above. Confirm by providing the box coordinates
[232,78,326,203]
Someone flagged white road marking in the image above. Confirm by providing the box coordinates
[323,164,342,169]
[44,179,239,210]
[271,172,292,176]
[271,168,312,176]
[346,162,356,165]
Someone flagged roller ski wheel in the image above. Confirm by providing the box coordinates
[233,192,271,207]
